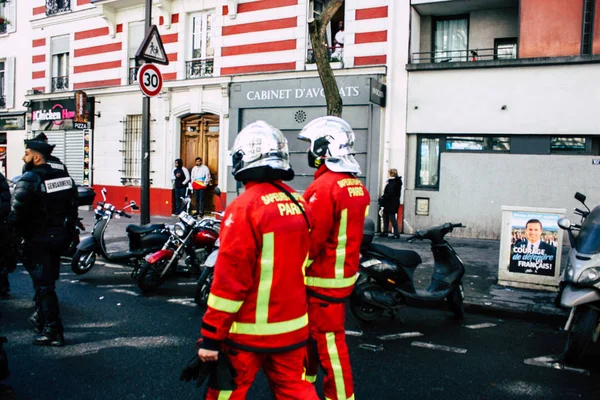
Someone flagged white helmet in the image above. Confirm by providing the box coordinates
[297,116,361,174]
[231,120,294,182]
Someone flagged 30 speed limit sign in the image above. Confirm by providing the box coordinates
[137,63,163,97]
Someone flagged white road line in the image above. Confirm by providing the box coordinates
[411,341,467,354]
[112,272,132,275]
[177,282,197,286]
[59,273,72,276]
[358,344,384,352]
[97,284,135,288]
[345,330,363,337]
[378,332,424,341]
[464,323,497,330]
[101,264,128,269]
[70,280,89,285]
[109,289,139,297]
[524,356,590,375]
[167,298,196,307]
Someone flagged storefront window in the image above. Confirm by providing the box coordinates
[417,137,440,189]
[551,137,586,152]
[446,136,510,152]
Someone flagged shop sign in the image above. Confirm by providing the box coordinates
[0,114,25,130]
[593,159,600,165]
[369,78,386,107]
[498,206,565,291]
[74,91,90,129]
[31,97,93,131]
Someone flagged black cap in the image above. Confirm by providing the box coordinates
[34,132,48,142]
[25,139,53,159]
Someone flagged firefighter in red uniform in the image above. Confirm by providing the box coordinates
[196,121,318,400]
[298,116,371,400]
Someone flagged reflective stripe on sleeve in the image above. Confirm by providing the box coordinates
[230,313,308,335]
[305,274,358,289]
[207,293,244,314]
[217,390,233,400]
[335,209,348,279]
[256,232,274,324]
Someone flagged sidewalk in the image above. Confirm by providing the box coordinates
[78,210,569,325]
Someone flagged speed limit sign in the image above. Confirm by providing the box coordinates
[137,63,163,97]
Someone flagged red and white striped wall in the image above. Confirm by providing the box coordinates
[346,0,388,68]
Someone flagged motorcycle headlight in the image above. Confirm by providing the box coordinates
[565,261,575,281]
[578,267,600,285]
[173,222,187,238]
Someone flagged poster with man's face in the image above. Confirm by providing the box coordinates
[508,212,559,276]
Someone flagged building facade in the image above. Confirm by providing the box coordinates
[404,0,600,238]
[5,0,400,218]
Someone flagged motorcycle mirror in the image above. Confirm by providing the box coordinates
[557,218,571,230]
[214,187,221,196]
[575,192,586,203]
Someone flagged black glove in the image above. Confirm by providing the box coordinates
[179,354,212,388]
[208,352,237,391]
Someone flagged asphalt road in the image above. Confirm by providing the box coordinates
[1,260,598,400]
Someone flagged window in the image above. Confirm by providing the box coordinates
[46,0,71,16]
[0,58,14,109]
[307,0,345,63]
[582,0,595,55]
[417,137,440,189]
[121,115,142,186]
[434,16,468,62]
[494,38,517,60]
[128,22,145,84]
[51,36,70,92]
[0,0,15,35]
[0,2,6,34]
[0,61,4,108]
[551,137,587,152]
[446,136,510,152]
[187,13,214,79]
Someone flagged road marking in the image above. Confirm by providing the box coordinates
[112,272,132,275]
[167,298,196,307]
[59,272,72,276]
[524,355,590,375]
[411,342,467,354]
[464,323,497,330]
[358,344,384,352]
[97,284,135,288]
[345,330,363,337]
[109,289,139,297]
[378,332,424,341]
[69,280,89,285]
[102,264,128,270]
[177,282,197,286]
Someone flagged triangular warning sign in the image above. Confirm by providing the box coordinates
[135,25,169,65]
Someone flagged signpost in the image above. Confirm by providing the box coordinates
[135,1,169,224]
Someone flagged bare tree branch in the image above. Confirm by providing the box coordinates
[308,0,344,117]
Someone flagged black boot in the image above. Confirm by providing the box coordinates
[28,310,44,334]
[33,325,64,347]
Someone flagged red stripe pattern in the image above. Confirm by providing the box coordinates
[74,79,122,90]
[74,60,122,74]
[224,0,298,15]
[74,43,122,57]
[33,6,45,15]
[355,55,387,66]
[222,39,296,56]
[221,62,296,76]
[32,71,46,79]
[355,31,387,44]
[32,38,46,47]
[222,17,297,36]
[75,27,110,40]
[355,6,388,20]
[32,55,46,63]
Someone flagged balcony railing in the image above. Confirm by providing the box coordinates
[412,48,517,64]
[51,76,69,92]
[186,59,214,79]
[307,47,344,64]
[129,66,140,85]
[46,0,71,16]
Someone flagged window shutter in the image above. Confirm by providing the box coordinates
[6,0,16,33]
[128,22,145,58]
[51,35,70,55]
[5,57,15,109]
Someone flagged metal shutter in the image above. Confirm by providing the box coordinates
[43,130,84,185]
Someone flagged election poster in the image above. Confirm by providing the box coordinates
[508,212,559,276]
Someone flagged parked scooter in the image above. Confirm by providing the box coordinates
[71,188,169,275]
[557,192,600,364]
[194,237,219,306]
[136,188,223,294]
[350,219,466,322]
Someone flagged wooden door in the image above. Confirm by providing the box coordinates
[180,114,220,212]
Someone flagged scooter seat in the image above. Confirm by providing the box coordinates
[126,224,164,235]
[368,243,422,268]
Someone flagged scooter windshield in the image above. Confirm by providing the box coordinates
[576,205,600,255]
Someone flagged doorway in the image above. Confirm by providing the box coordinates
[180,113,220,213]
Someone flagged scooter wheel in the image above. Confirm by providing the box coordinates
[350,282,385,322]
[563,307,598,365]
[447,284,465,319]
[137,260,167,294]
[71,249,96,275]
[194,268,214,306]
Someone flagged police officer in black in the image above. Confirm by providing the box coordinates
[22,132,68,174]
[0,171,12,297]
[10,139,78,346]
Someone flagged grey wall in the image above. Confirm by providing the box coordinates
[404,147,600,239]
[468,8,518,51]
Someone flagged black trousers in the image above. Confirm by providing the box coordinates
[382,213,399,235]
[194,189,206,214]
[23,230,67,332]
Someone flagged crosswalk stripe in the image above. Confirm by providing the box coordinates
[524,355,590,375]
[464,323,497,329]
[411,341,467,354]
[378,332,424,341]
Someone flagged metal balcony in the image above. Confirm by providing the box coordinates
[129,66,140,85]
[186,59,214,79]
[46,0,71,16]
[51,76,69,92]
[412,48,517,64]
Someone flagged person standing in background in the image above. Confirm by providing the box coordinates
[190,157,211,217]
[379,169,402,239]
[173,159,190,215]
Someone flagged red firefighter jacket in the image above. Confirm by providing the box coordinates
[200,181,311,353]
[304,165,371,301]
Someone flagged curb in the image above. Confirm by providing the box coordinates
[464,301,568,326]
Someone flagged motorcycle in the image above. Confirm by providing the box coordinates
[71,188,169,275]
[194,237,219,306]
[136,189,223,294]
[557,192,600,364]
[350,219,466,322]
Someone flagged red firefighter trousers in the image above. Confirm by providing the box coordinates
[206,346,318,400]
[305,299,355,400]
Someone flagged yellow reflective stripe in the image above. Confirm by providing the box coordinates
[365,205,370,217]
[217,390,232,400]
[326,332,347,400]
[256,233,274,324]
[305,374,317,383]
[305,274,357,289]
[326,396,354,400]
[230,313,308,335]
[207,294,243,314]
[335,209,348,279]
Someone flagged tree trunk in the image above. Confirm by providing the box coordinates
[308,0,343,117]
